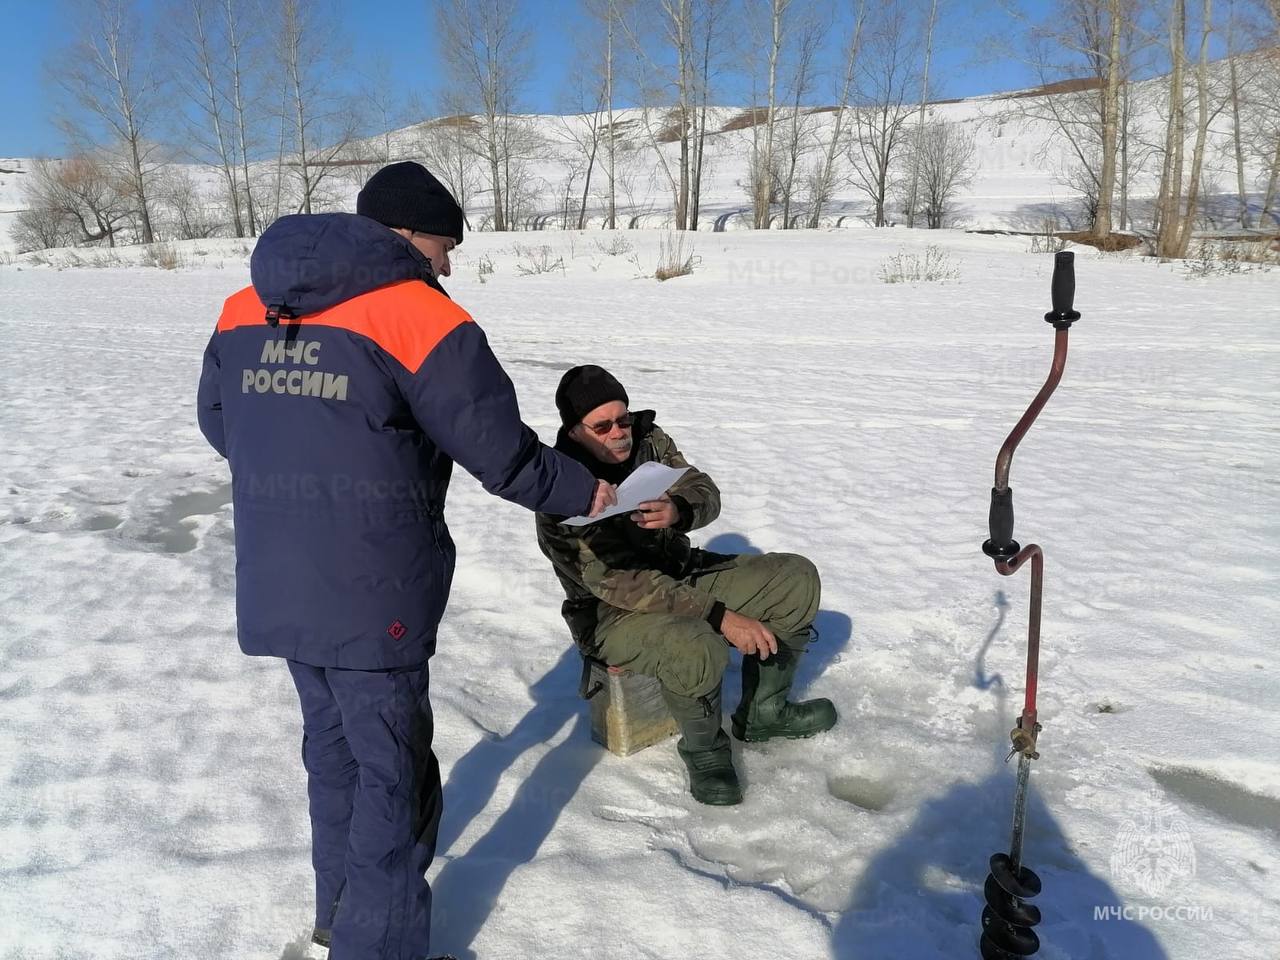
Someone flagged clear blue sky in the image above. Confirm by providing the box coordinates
[0,0,1039,158]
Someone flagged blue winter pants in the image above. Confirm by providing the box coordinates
[287,660,443,960]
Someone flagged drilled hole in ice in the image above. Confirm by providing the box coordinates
[138,484,231,554]
[1149,766,1280,837]
[85,513,122,531]
[827,774,895,812]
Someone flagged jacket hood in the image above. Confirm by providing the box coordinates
[249,212,444,317]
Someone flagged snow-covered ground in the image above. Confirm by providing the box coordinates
[1,229,1277,960]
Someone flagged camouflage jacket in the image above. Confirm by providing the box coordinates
[535,410,726,649]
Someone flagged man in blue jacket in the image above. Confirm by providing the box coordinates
[196,162,614,960]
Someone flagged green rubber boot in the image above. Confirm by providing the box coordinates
[731,646,837,742]
[663,685,743,806]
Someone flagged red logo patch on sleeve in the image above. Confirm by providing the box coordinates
[387,620,407,640]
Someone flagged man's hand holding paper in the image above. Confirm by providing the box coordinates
[562,462,690,527]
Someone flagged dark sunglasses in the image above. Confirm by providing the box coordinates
[584,413,633,436]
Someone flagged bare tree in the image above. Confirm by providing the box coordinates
[500,127,550,227]
[411,111,483,231]
[603,0,622,228]
[995,0,1140,241]
[619,0,709,230]
[12,205,78,253]
[846,3,918,227]
[1224,0,1260,227]
[904,0,940,228]
[746,0,794,229]
[277,0,356,216]
[688,0,728,229]
[221,0,261,235]
[1155,0,1218,257]
[1153,0,1187,250]
[1259,137,1280,227]
[56,0,163,243]
[1116,24,1153,231]
[663,0,694,228]
[808,0,866,227]
[557,17,613,230]
[337,67,405,191]
[1176,0,1216,253]
[579,0,639,229]
[1094,0,1126,239]
[157,165,221,238]
[777,13,824,228]
[434,0,534,232]
[16,155,131,249]
[909,118,977,227]
[1239,0,1280,226]
[167,0,244,235]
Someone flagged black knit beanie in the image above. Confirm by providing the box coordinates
[357,161,464,246]
[556,365,629,426]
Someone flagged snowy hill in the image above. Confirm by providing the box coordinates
[4,66,1276,256]
[1,226,1277,959]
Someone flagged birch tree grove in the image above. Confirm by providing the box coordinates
[31,0,1280,252]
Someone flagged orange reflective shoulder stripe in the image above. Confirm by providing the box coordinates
[217,286,265,333]
[213,280,473,373]
[319,281,473,373]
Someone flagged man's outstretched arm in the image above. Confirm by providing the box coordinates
[399,320,608,517]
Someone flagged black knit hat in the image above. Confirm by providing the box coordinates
[556,365,629,426]
[357,161,464,246]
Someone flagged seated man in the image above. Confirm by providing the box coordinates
[535,365,837,806]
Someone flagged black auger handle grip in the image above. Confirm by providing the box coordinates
[1045,251,1081,328]
[983,487,1020,560]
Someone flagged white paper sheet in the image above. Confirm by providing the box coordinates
[561,462,691,527]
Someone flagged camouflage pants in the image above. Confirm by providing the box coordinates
[592,552,821,700]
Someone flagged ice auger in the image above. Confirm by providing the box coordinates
[978,251,1081,960]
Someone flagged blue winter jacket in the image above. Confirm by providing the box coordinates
[197,213,596,668]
